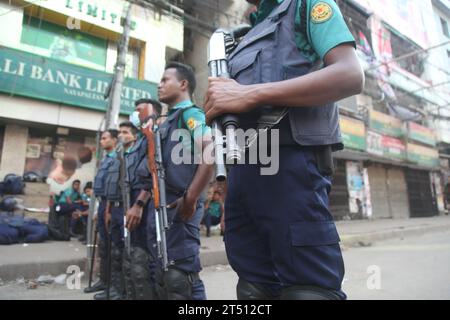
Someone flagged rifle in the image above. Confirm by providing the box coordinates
[87,226,98,289]
[207,26,251,181]
[116,141,132,256]
[142,120,169,271]
[106,219,112,300]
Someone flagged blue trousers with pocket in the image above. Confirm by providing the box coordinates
[224,147,346,299]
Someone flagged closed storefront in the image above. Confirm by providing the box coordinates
[368,165,391,219]
[386,167,409,219]
[405,169,438,218]
[367,165,409,219]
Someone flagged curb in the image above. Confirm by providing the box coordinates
[2,223,449,282]
[1,259,86,283]
[339,224,450,248]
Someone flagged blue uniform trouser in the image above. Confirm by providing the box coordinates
[68,204,87,232]
[202,213,221,229]
[110,204,125,248]
[147,192,206,300]
[96,198,107,241]
[129,189,150,249]
[0,224,19,244]
[20,223,49,243]
[225,147,346,299]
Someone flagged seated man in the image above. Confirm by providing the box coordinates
[72,182,93,242]
[202,191,224,237]
[54,180,83,237]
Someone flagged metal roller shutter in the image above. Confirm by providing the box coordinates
[405,169,438,218]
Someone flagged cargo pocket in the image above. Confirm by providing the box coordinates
[288,221,344,289]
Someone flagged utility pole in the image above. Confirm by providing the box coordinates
[105,1,133,129]
[86,1,132,276]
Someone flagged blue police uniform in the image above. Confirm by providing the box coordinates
[139,101,208,300]
[104,157,125,248]
[94,152,129,300]
[224,0,355,300]
[93,151,117,241]
[121,135,158,300]
[126,136,153,249]
[90,150,117,297]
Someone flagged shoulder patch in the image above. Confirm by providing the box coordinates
[311,2,333,24]
[186,117,197,130]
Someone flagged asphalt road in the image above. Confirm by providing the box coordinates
[1,230,449,300]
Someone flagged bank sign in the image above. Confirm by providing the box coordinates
[0,46,157,114]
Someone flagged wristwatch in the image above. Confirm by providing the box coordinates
[135,199,145,208]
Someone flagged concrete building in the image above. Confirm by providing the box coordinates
[178,0,450,220]
[0,0,184,191]
[331,0,450,219]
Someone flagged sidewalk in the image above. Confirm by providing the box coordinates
[1,216,449,282]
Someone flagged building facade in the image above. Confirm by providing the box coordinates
[180,0,450,220]
[0,0,184,190]
[331,0,450,219]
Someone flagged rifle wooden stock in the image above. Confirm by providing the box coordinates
[142,123,169,271]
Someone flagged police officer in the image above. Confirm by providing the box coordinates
[84,129,118,295]
[93,124,137,300]
[205,0,364,300]
[124,104,161,300]
[144,62,214,300]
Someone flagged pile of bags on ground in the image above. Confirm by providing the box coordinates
[0,174,51,245]
[0,212,49,245]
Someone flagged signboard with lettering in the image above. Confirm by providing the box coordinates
[407,122,436,147]
[0,46,157,114]
[340,116,366,151]
[366,130,383,156]
[407,143,439,168]
[369,109,404,138]
[382,135,406,161]
[24,0,144,39]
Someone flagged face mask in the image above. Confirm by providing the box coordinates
[129,111,141,128]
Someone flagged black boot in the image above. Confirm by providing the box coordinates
[57,214,71,240]
[131,247,156,300]
[94,244,125,300]
[84,239,107,293]
[280,285,343,300]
